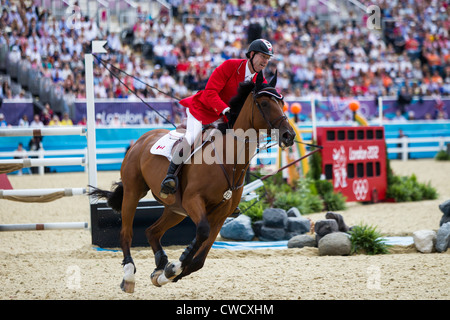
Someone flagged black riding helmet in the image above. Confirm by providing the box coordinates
[245,39,274,58]
[245,39,273,77]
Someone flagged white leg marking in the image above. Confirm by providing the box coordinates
[157,272,171,286]
[123,263,135,282]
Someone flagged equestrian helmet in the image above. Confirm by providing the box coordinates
[246,39,274,58]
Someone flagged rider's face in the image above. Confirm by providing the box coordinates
[250,52,271,73]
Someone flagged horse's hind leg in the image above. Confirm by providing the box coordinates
[145,207,185,287]
[119,188,147,293]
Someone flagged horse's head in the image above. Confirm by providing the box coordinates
[251,71,295,148]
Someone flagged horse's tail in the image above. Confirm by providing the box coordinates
[88,181,123,213]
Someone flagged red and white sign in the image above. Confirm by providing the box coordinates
[317,126,387,202]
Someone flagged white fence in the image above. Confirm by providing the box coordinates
[386,136,450,161]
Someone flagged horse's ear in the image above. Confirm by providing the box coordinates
[269,70,278,88]
[255,71,264,90]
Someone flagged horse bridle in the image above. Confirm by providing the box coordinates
[252,88,287,131]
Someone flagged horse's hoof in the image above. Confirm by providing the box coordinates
[120,279,135,293]
[164,261,182,280]
[151,269,163,287]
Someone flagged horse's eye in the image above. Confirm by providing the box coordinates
[260,101,270,108]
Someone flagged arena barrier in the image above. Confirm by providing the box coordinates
[90,200,196,247]
[0,125,91,231]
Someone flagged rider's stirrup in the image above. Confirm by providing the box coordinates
[160,161,180,198]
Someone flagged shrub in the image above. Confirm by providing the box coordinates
[435,150,450,161]
[314,179,347,211]
[240,200,266,223]
[386,174,438,202]
[349,224,391,255]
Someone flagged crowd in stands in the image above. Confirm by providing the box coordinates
[0,0,449,127]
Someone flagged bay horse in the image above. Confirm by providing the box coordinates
[89,71,295,293]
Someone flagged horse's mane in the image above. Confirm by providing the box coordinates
[227,80,255,127]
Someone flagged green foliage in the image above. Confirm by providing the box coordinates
[240,200,266,223]
[314,179,347,211]
[386,174,438,202]
[435,150,450,161]
[349,224,391,255]
[306,143,322,181]
[294,178,325,214]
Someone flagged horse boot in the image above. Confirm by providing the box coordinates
[159,160,180,199]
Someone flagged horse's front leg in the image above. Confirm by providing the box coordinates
[173,211,230,281]
[146,207,185,287]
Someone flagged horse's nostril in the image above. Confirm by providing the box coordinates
[282,131,295,146]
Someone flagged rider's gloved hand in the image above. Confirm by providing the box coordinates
[222,107,232,122]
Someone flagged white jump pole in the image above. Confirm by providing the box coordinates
[85,40,107,203]
[0,188,86,197]
[0,157,86,167]
[0,127,86,137]
[0,222,88,231]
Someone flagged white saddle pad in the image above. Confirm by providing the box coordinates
[150,130,185,161]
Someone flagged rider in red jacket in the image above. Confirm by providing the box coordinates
[160,39,274,198]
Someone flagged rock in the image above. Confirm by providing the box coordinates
[263,208,288,228]
[412,230,436,253]
[441,215,450,227]
[287,207,302,218]
[325,211,350,232]
[314,219,339,244]
[259,226,286,241]
[436,222,450,253]
[318,232,352,256]
[220,214,255,241]
[252,220,264,238]
[439,199,450,226]
[439,199,450,215]
[287,234,316,248]
[287,217,310,235]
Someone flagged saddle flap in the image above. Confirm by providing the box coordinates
[150,130,185,160]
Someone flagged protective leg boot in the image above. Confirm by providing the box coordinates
[160,161,180,198]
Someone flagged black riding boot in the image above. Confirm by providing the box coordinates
[160,160,180,198]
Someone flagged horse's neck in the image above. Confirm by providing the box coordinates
[225,94,259,167]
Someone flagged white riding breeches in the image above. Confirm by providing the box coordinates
[185,108,203,146]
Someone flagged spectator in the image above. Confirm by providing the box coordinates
[396,86,412,114]
[30,114,44,128]
[109,114,122,127]
[18,114,29,127]
[48,114,60,126]
[60,113,73,126]
[28,136,42,174]
[392,110,407,122]
[13,142,28,175]
[0,113,7,126]
[77,115,87,126]
[95,113,105,126]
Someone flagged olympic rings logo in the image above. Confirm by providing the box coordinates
[353,179,369,200]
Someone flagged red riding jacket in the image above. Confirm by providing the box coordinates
[179,59,262,125]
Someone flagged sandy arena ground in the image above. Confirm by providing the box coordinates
[0,159,449,300]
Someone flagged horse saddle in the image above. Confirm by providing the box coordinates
[150,125,218,162]
[150,129,185,161]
